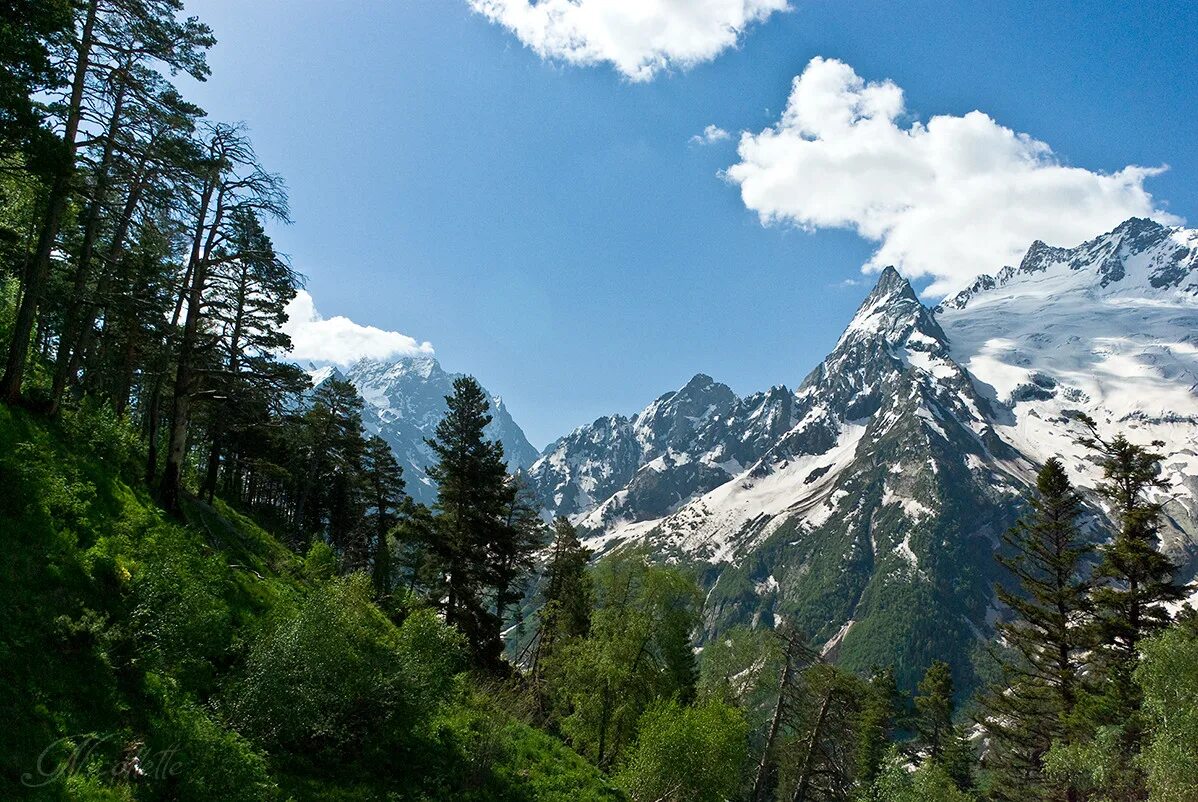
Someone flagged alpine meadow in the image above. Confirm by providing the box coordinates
[4,2,1198,802]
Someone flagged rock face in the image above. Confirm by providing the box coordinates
[310,355,539,504]
[524,218,1198,691]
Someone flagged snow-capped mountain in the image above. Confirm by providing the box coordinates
[936,217,1198,565]
[525,217,1198,690]
[310,355,539,504]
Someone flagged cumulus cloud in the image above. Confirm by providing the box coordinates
[283,290,434,367]
[691,124,732,145]
[468,0,790,82]
[725,57,1181,295]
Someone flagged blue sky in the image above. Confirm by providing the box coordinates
[181,0,1198,448]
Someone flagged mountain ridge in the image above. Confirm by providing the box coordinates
[308,355,540,504]
[519,217,1198,689]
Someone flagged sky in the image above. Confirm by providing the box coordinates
[179,0,1198,448]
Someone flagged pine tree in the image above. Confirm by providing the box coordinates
[530,516,592,686]
[295,377,366,550]
[915,660,972,790]
[979,457,1089,802]
[2,0,213,402]
[199,208,303,503]
[0,1,72,172]
[158,122,288,513]
[1077,416,1187,673]
[425,375,511,668]
[1070,416,1189,799]
[856,667,901,790]
[491,473,546,642]
[361,435,405,599]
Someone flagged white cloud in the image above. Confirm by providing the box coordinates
[468,0,790,82]
[690,124,731,145]
[725,57,1181,295]
[283,290,434,367]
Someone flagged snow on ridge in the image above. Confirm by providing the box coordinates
[936,219,1198,549]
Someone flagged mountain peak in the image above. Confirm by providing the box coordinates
[867,265,916,301]
[837,266,943,348]
[681,373,717,392]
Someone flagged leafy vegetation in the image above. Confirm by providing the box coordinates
[0,4,1194,801]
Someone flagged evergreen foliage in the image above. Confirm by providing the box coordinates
[977,458,1089,801]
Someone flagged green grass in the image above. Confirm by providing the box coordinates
[0,403,619,801]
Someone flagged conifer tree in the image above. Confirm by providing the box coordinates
[294,377,366,546]
[856,667,901,790]
[426,375,511,667]
[158,122,288,513]
[1076,416,1187,675]
[361,435,405,598]
[915,660,972,790]
[979,457,1089,802]
[1068,416,1189,798]
[530,517,592,685]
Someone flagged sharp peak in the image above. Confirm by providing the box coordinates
[863,266,919,304]
[1024,217,1170,259]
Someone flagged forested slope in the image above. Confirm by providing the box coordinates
[0,403,617,801]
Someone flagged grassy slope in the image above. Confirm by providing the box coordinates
[0,403,618,801]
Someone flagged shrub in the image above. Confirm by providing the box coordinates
[616,699,748,802]
[225,574,465,767]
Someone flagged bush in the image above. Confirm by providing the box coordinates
[143,674,276,802]
[616,699,748,802]
[225,574,465,767]
[61,400,143,481]
[863,748,976,802]
[128,523,235,691]
[303,540,338,581]
[1136,619,1198,802]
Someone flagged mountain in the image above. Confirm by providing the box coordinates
[310,355,539,504]
[526,218,1198,690]
[935,217,1198,566]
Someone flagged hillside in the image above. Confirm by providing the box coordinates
[0,404,616,801]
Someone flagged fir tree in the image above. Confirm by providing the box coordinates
[979,457,1089,802]
[530,516,592,686]
[916,660,972,790]
[1076,416,1187,672]
[426,375,511,668]
[856,667,901,790]
[361,435,405,599]
[1070,416,1189,798]
[491,472,546,640]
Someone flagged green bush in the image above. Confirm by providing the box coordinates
[143,674,277,802]
[862,747,976,802]
[225,574,465,766]
[616,700,748,802]
[129,523,235,692]
[1136,620,1198,802]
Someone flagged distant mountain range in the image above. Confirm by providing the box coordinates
[309,356,538,505]
[314,217,1198,690]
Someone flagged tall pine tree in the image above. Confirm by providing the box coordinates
[979,457,1089,802]
[1071,415,1189,799]
[426,375,511,668]
[361,434,406,599]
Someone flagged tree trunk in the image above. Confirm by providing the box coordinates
[158,178,219,514]
[753,646,798,802]
[48,69,130,413]
[0,0,99,403]
[792,691,834,802]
